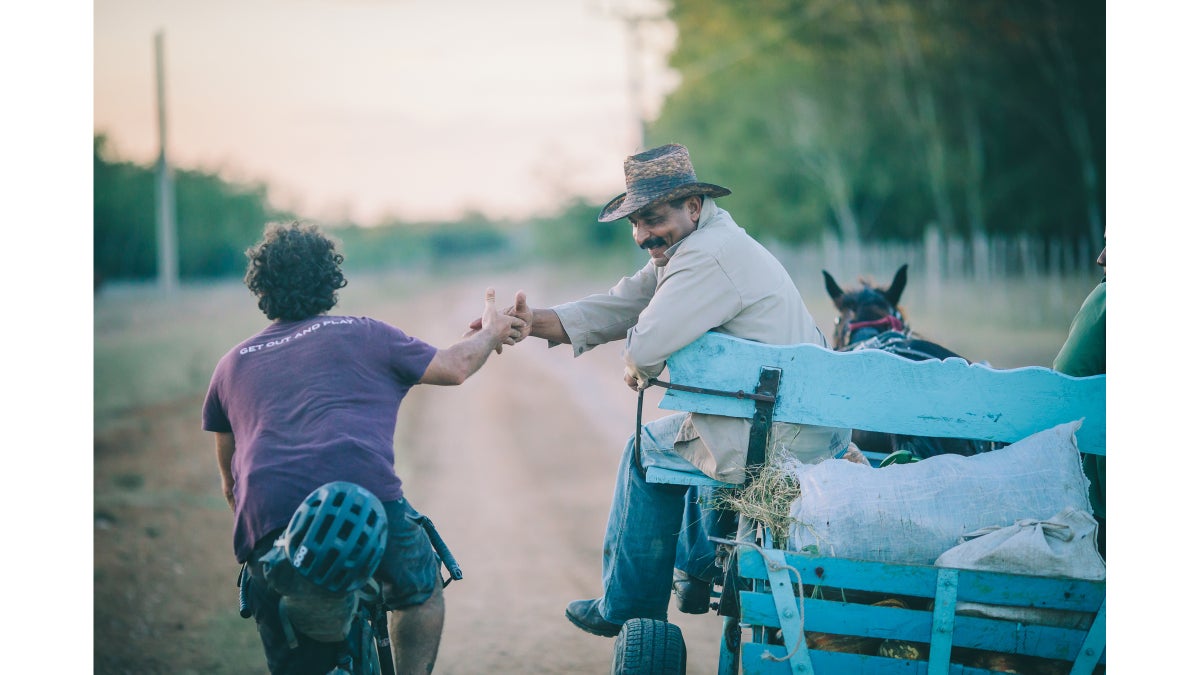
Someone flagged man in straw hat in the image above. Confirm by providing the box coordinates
[479,143,849,636]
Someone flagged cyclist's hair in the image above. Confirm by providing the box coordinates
[244,221,347,321]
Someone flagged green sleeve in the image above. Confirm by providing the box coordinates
[1052,281,1105,377]
[1052,280,1106,522]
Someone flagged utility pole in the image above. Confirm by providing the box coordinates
[621,13,647,150]
[601,2,667,151]
[154,30,178,292]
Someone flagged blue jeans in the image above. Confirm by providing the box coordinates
[597,414,737,623]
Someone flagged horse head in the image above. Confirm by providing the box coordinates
[820,264,991,460]
[822,264,910,351]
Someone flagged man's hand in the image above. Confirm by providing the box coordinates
[422,288,527,386]
[467,290,531,354]
[472,285,520,341]
[509,291,532,338]
[222,477,235,512]
[623,366,645,392]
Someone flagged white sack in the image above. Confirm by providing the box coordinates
[934,507,1105,628]
[786,420,1091,565]
[935,506,1105,580]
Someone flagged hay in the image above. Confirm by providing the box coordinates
[712,459,803,537]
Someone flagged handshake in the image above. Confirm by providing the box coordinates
[467,288,534,354]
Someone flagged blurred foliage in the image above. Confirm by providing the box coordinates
[94,135,519,284]
[94,1,1104,282]
[94,134,289,284]
[649,0,1104,249]
[527,197,625,258]
[332,212,514,274]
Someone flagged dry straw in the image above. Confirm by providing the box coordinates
[712,458,804,537]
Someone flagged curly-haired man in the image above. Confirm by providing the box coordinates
[203,221,526,674]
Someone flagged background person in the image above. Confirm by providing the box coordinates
[1053,245,1106,557]
[202,221,525,674]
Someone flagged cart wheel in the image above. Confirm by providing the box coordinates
[611,618,686,675]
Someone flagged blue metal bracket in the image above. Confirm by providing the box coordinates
[762,548,814,674]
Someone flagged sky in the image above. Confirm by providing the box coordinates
[93,0,679,224]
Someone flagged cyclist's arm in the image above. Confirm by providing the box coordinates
[420,288,524,385]
[214,432,235,511]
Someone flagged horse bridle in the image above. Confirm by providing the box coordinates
[835,310,908,351]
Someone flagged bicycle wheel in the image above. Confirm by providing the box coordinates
[611,618,686,675]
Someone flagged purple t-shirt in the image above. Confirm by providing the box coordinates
[202,315,437,562]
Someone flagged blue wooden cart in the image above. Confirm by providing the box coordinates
[631,332,1106,675]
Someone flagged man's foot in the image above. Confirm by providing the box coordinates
[672,569,713,614]
[564,598,622,637]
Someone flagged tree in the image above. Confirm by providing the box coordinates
[649,0,1103,246]
[94,134,290,283]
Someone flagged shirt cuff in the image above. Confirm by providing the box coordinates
[550,303,593,357]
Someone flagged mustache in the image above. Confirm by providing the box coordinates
[640,237,668,250]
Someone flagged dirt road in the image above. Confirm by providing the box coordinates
[94,269,722,674]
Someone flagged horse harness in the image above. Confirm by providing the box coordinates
[833,287,908,351]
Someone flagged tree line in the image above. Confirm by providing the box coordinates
[649,0,1103,251]
[93,135,556,285]
[93,134,290,284]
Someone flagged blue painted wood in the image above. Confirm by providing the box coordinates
[743,644,1001,675]
[737,547,1105,665]
[644,465,737,487]
[1069,600,1106,675]
[739,593,1099,664]
[740,592,932,640]
[737,549,1105,613]
[927,569,959,675]
[718,615,741,675]
[659,332,1105,456]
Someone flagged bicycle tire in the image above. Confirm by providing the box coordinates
[611,618,686,675]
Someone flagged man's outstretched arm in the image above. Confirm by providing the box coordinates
[420,288,526,385]
[467,291,570,347]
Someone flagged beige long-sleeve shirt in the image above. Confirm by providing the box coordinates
[552,198,849,483]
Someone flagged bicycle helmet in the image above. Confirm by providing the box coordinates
[282,481,389,593]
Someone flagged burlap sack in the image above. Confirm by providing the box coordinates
[934,506,1105,629]
[786,420,1092,565]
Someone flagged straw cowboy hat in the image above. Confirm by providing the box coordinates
[597,144,732,223]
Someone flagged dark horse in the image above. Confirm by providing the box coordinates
[822,264,992,460]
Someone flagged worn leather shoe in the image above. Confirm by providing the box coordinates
[672,569,713,614]
[564,598,623,637]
